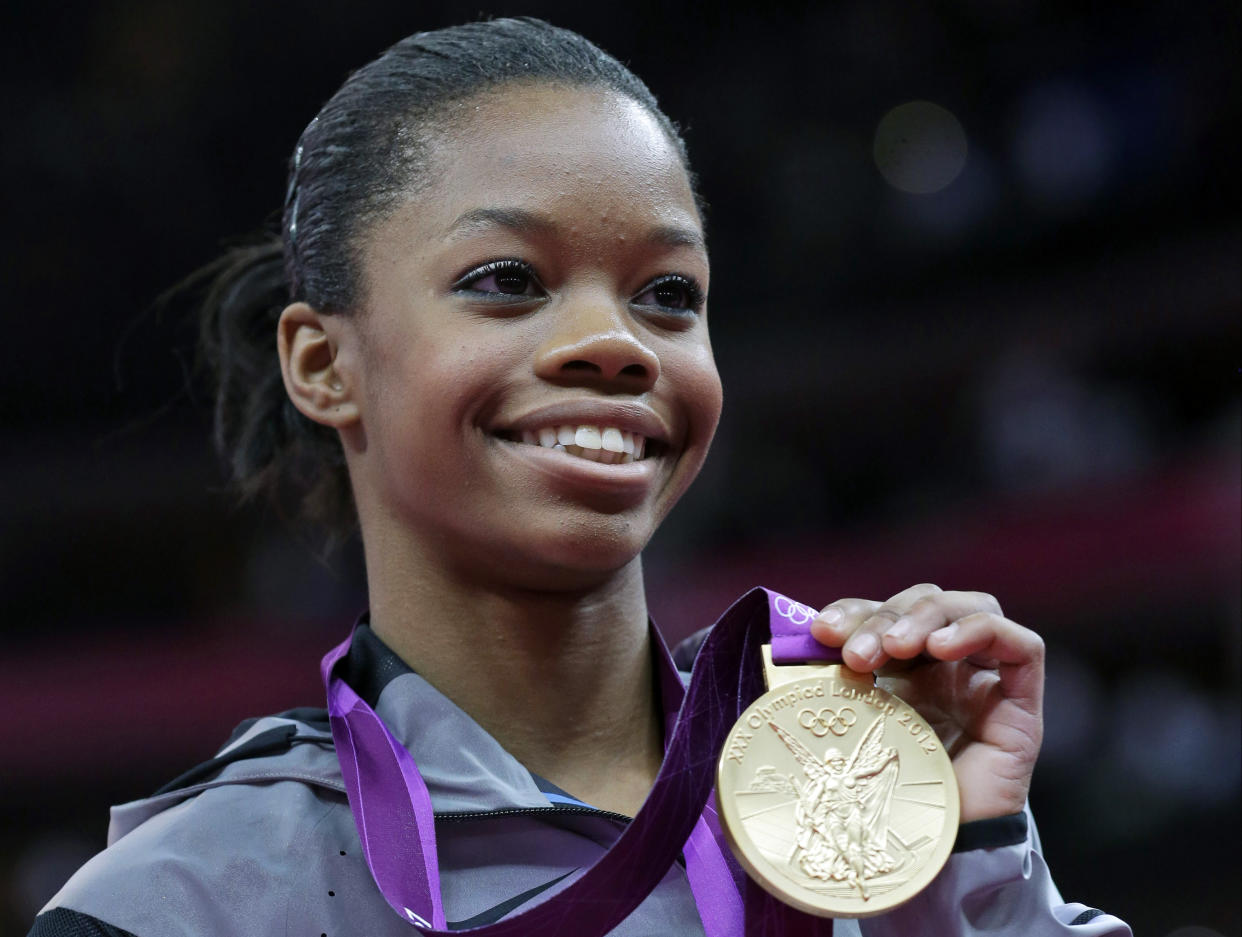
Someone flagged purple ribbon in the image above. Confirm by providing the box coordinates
[766,594,842,664]
[322,587,834,936]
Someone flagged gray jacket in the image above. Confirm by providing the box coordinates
[36,625,1131,936]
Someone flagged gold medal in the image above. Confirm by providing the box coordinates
[717,646,960,918]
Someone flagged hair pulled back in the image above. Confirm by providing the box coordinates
[197,17,696,535]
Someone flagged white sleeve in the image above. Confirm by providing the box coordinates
[857,807,1131,937]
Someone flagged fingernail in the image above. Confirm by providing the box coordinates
[934,623,959,642]
[848,633,878,661]
[886,617,913,641]
[820,607,843,625]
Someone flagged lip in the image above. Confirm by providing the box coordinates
[493,400,672,446]
[492,434,662,506]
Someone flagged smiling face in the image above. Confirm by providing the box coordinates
[330,83,722,590]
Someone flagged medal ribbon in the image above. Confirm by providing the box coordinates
[322,587,835,936]
[766,593,843,665]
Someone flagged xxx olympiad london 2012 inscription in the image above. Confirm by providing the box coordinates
[717,671,960,918]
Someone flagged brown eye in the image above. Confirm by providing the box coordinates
[652,283,687,307]
[453,259,542,299]
[633,274,704,314]
[484,268,533,295]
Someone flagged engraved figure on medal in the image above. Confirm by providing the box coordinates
[769,715,898,898]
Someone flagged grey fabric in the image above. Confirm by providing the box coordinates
[373,670,553,815]
[40,628,1131,936]
[47,700,706,937]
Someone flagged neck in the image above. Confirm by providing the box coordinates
[363,530,664,817]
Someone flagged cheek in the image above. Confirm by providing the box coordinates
[374,330,524,455]
[674,344,724,443]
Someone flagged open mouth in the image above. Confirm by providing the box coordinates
[496,424,658,465]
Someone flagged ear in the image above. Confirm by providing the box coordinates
[277,302,359,428]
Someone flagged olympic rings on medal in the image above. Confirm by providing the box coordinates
[774,595,818,626]
[797,706,857,738]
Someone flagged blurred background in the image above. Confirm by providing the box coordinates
[1,1,1237,934]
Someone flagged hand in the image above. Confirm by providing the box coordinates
[809,584,1044,823]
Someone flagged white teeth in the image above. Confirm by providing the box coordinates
[601,427,625,453]
[575,425,603,449]
[511,423,650,463]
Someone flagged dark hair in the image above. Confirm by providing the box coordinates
[197,17,698,536]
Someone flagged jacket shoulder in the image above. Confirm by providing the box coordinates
[38,711,383,937]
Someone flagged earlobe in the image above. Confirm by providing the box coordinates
[277,302,360,428]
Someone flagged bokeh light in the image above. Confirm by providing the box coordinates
[1011,81,1115,209]
[873,100,968,194]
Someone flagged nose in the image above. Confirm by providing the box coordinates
[534,292,660,392]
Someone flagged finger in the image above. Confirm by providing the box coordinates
[924,611,1045,707]
[844,583,942,672]
[809,598,881,647]
[880,590,1003,660]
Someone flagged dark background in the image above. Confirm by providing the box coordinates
[2,2,1238,935]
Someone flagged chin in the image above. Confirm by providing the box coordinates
[486,520,652,592]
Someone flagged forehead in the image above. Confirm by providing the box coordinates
[417,84,701,236]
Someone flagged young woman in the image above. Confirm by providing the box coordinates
[32,18,1130,937]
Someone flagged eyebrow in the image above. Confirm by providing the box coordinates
[445,206,706,252]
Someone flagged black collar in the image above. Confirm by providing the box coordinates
[340,619,415,709]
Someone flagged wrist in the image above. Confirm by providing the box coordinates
[952,812,1028,852]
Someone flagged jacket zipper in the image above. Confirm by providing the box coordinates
[437,805,633,824]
